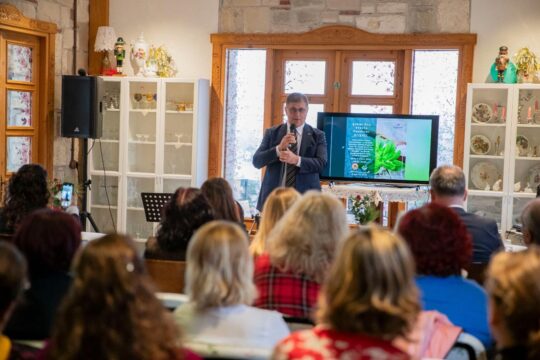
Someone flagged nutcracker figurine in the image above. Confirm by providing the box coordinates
[114,37,126,74]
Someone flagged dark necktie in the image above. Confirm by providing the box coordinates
[285,131,298,187]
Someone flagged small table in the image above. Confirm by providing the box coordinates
[322,183,430,228]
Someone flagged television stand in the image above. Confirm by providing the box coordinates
[322,183,430,228]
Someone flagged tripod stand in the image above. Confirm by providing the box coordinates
[80,179,100,233]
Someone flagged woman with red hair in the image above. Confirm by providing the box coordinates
[397,203,493,348]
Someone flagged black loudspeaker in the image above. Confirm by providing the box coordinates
[61,75,103,138]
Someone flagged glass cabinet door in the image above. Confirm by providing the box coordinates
[93,80,121,172]
[89,174,119,233]
[163,81,194,177]
[128,80,158,174]
[126,175,155,240]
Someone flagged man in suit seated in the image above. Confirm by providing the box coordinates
[252,92,327,211]
[521,198,540,245]
[429,165,503,264]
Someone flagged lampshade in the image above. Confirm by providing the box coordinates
[94,26,117,52]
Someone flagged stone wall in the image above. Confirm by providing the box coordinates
[219,0,470,34]
[4,0,89,182]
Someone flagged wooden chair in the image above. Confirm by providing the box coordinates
[144,259,186,293]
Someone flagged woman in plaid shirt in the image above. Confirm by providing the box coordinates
[253,192,348,319]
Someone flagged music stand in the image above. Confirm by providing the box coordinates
[141,192,173,222]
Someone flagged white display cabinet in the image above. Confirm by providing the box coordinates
[464,83,540,236]
[86,77,210,240]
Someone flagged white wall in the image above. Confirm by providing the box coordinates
[109,0,218,80]
[471,0,540,83]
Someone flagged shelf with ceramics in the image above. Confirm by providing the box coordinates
[465,83,540,234]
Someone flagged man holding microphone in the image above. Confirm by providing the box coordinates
[253,93,327,211]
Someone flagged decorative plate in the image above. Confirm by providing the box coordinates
[470,134,491,155]
[472,103,493,123]
[470,161,500,190]
[516,135,530,156]
[528,164,540,190]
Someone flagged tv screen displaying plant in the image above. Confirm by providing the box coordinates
[317,112,439,185]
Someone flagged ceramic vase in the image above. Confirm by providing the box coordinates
[131,33,149,77]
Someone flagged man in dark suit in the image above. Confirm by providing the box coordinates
[253,93,327,211]
[521,198,540,245]
[430,165,503,264]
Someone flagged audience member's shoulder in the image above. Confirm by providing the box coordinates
[254,252,272,267]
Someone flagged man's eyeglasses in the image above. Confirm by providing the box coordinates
[287,107,307,114]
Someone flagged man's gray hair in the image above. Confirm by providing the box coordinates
[522,199,540,245]
[286,92,309,106]
[429,165,466,197]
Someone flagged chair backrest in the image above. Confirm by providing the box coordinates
[445,332,487,360]
[145,259,186,293]
[156,292,189,310]
[187,342,270,360]
[283,316,315,333]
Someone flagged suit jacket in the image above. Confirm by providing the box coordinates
[451,207,504,264]
[253,123,327,211]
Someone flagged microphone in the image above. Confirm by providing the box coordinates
[289,123,296,149]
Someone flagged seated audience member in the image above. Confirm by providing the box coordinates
[201,177,245,227]
[5,209,81,340]
[486,248,540,359]
[0,164,49,234]
[397,203,493,348]
[521,198,540,245]
[249,187,300,257]
[273,226,420,359]
[0,242,38,359]
[254,192,348,319]
[145,187,214,261]
[174,221,289,351]
[430,165,503,264]
[43,234,200,360]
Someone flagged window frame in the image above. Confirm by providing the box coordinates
[0,4,56,179]
[209,25,476,177]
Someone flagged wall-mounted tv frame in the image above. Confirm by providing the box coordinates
[317,112,439,185]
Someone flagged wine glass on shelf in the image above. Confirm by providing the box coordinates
[174,133,183,149]
[136,134,143,142]
[133,93,142,109]
[145,93,155,109]
[143,134,150,143]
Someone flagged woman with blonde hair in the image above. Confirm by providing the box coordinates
[174,221,289,351]
[249,187,300,257]
[43,234,199,360]
[273,226,420,359]
[254,191,348,319]
[485,247,540,359]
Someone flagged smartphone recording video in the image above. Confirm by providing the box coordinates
[61,183,74,209]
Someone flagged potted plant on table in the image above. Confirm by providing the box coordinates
[350,194,379,225]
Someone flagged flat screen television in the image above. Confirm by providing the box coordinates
[317,112,439,185]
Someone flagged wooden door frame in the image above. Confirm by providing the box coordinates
[338,50,405,113]
[272,49,336,127]
[0,4,56,176]
[209,25,476,177]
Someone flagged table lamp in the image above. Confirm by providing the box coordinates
[94,26,117,75]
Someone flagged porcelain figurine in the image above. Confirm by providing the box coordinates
[514,182,522,192]
[490,46,517,83]
[114,37,126,74]
[493,177,502,191]
[524,182,534,193]
[484,183,491,191]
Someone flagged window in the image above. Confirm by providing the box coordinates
[224,49,266,214]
